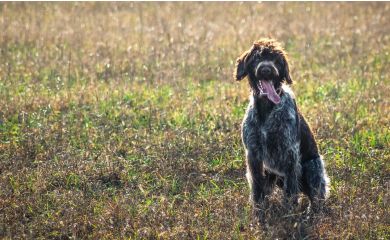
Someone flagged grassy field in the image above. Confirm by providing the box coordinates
[0,2,389,239]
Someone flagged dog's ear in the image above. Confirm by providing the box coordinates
[283,57,293,84]
[234,48,254,81]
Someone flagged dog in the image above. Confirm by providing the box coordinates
[234,39,329,213]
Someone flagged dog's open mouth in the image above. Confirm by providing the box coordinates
[256,80,281,104]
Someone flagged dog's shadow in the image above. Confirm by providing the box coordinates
[254,191,330,239]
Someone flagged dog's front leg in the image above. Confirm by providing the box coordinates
[283,150,301,206]
[246,150,269,206]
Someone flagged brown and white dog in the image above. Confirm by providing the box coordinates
[235,39,329,213]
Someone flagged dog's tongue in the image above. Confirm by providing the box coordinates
[261,80,281,104]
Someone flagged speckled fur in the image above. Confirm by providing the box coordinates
[236,39,329,210]
[242,89,302,204]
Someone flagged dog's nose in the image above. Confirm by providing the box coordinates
[261,67,272,76]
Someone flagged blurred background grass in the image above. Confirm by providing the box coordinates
[0,2,389,239]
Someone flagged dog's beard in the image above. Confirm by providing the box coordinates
[256,80,281,104]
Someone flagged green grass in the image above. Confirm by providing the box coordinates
[0,2,389,239]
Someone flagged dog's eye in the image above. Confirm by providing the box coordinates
[253,53,263,61]
[275,58,283,66]
[252,58,260,66]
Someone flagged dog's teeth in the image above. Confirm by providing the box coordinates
[258,81,264,93]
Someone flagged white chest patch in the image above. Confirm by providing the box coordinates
[264,161,286,177]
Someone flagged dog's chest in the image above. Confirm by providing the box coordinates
[242,94,298,174]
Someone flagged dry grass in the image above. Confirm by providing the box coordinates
[0,2,389,239]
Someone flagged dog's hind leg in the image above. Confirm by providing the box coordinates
[302,156,329,211]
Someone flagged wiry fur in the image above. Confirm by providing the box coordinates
[235,39,329,213]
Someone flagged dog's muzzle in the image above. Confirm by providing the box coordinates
[255,61,279,80]
[253,61,281,104]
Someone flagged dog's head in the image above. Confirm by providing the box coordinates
[234,38,292,104]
